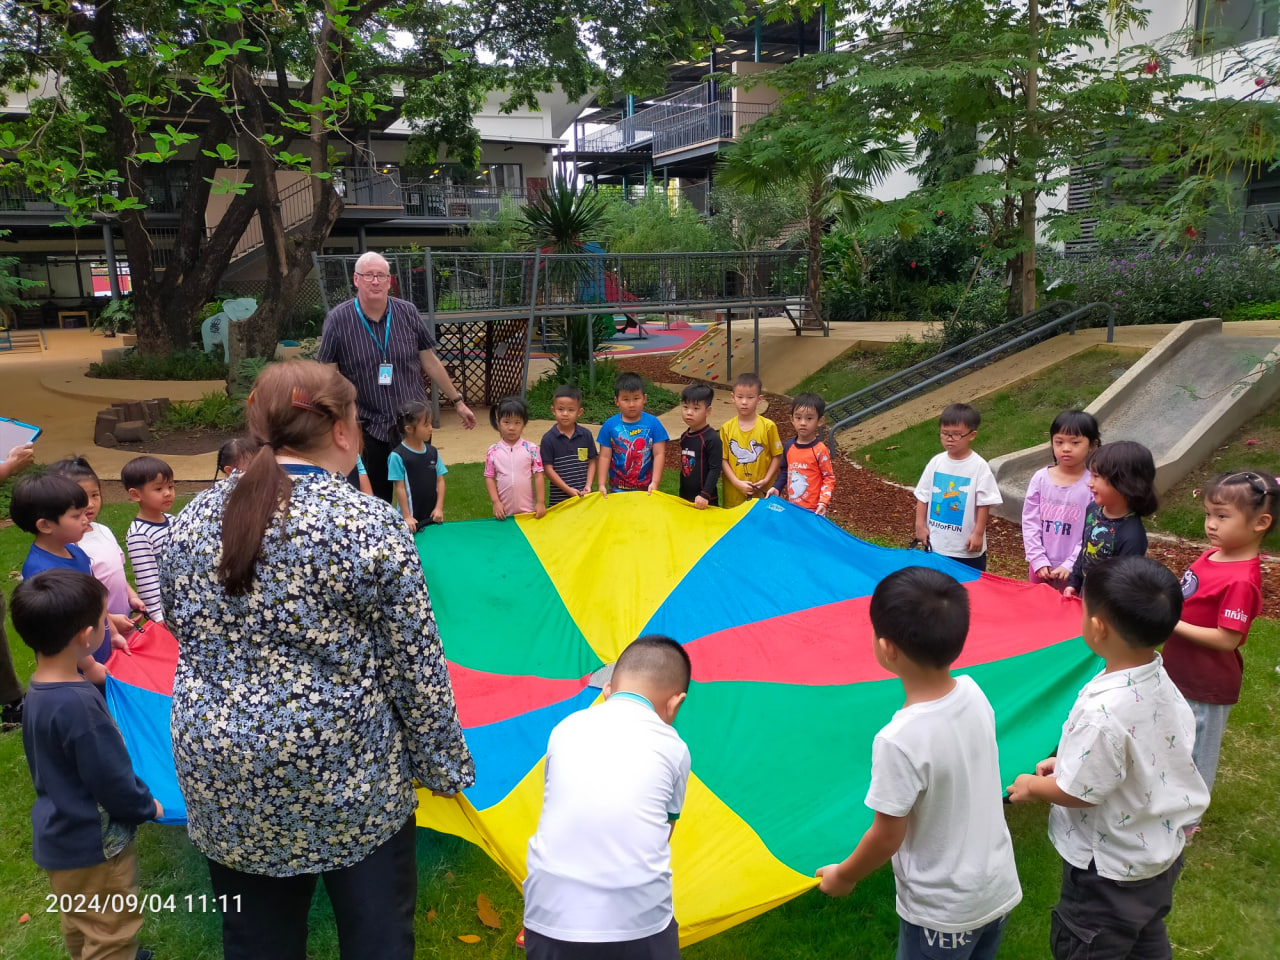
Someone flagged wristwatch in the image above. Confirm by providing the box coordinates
[449,393,465,404]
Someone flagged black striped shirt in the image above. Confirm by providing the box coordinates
[316,296,438,443]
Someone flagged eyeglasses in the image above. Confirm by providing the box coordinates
[355,272,391,282]
[940,430,974,441]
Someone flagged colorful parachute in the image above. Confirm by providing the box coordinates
[105,493,1097,946]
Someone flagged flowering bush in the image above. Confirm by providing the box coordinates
[1045,244,1280,326]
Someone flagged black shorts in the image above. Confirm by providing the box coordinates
[525,919,679,960]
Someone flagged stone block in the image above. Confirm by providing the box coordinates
[94,410,120,445]
[100,348,128,365]
[113,420,151,443]
[154,398,171,418]
[274,344,304,361]
[123,401,146,422]
[142,399,163,423]
[98,433,119,448]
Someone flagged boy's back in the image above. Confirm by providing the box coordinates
[868,675,1021,931]
[1049,654,1206,878]
[524,696,691,942]
[23,678,157,869]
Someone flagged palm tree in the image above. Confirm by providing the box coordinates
[518,177,613,373]
[719,100,909,324]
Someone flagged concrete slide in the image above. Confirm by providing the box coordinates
[990,318,1280,522]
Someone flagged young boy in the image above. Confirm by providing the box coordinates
[913,403,1002,570]
[719,372,782,510]
[524,635,692,959]
[122,456,175,622]
[12,569,163,960]
[1008,556,1208,960]
[817,567,1022,959]
[769,392,835,515]
[678,382,721,509]
[12,474,112,684]
[597,372,668,495]
[541,384,599,506]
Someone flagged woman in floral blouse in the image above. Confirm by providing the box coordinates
[162,361,473,960]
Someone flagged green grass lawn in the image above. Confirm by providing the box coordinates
[3,466,1278,957]
[790,348,908,402]
[853,347,1136,485]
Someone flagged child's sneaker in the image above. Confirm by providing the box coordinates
[1183,825,1201,845]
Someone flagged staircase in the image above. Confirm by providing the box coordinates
[828,301,1116,436]
[0,326,46,353]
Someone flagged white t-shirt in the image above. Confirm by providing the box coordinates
[524,694,691,942]
[864,676,1022,933]
[1049,654,1209,880]
[78,522,131,617]
[914,451,1003,558]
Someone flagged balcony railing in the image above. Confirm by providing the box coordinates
[579,95,710,153]
[651,100,773,159]
[398,183,528,220]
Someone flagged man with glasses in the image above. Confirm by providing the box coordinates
[318,250,476,501]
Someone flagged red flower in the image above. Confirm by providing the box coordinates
[1256,77,1269,87]
[1185,226,1198,238]
[936,209,943,215]
[910,261,917,268]
[1144,59,1159,75]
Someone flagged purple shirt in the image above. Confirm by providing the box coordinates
[1022,467,1093,582]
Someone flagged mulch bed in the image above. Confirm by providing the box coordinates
[616,354,1280,620]
[97,427,243,459]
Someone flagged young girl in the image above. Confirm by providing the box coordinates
[1163,471,1277,831]
[215,437,261,480]
[1063,440,1157,597]
[484,396,546,521]
[1021,410,1101,589]
[47,457,146,638]
[389,400,447,532]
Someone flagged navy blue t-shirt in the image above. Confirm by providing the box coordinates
[22,545,111,663]
[22,679,157,870]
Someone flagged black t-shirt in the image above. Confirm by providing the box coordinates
[22,679,157,870]
[540,425,598,506]
[679,425,721,505]
[392,441,441,528]
[1066,503,1148,591]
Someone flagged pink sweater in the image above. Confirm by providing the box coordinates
[1022,467,1093,584]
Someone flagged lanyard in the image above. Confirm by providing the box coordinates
[353,299,391,359]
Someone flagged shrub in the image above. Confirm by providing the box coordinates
[1044,244,1280,326]
[526,357,680,424]
[1224,299,1280,323]
[158,392,246,431]
[88,348,228,381]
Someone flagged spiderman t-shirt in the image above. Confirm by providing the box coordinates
[598,412,669,491]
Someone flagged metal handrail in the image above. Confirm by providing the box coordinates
[830,301,1116,436]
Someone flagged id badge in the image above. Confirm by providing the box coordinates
[378,363,394,386]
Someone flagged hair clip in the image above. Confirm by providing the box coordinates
[247,390,256,406]
[290,387,324,415]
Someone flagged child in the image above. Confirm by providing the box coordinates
[541,385,598,507]
[485,396,546,520]
[1063,441,1157,598]
[817,567,1021,957]
[1022,410,1100,589]
[11,570,163,960]
[598,372,669,495]
[215,437,261,479]
[389,399,447,531]
[719,372,782,509]
[11,474,113,684]
[678,382,721,508]
[523,635,692,959]
[122,456,175,623]
[1008,556,1208,960]
[913,403,1002,570]
[1162,471,1276,832]
[769,392,835,515]
[48,457,147,636]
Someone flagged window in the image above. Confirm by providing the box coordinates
[90,262,130,297]
[1196,0,1279,47]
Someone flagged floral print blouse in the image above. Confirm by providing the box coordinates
[161,468,474,876]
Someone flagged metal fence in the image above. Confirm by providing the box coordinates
[652,100,773,158]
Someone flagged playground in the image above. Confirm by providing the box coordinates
[2,311,1280,959]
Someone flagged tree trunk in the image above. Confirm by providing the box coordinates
[806,183,824,324]
[1020,0,1039,318]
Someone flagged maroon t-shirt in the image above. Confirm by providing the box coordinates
[1163,550,1262,705]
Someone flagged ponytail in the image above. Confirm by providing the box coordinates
[218,361,357,595]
